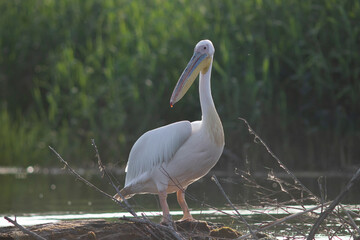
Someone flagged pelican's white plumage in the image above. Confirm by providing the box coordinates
[124,121,191,186]
[115,40,224,223]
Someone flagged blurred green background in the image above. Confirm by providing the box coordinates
[0,0,359,171]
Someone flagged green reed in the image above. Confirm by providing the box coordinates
[0,0,359,168]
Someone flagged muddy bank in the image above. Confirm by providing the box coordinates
[0,219,270,239]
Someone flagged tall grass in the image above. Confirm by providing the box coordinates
[0,0,359,169]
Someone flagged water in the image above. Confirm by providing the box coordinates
[0,167,359,238]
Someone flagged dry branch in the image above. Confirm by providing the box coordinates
[239,117,318,202]
[237,118,359,238]
[49,146,135,216]
[211,175,259,239]
[307,167,360,239]
[46,118,358,239]
[160,166,245,222]
[345,210,360,236]
[91,139,136,216]
[236,203,331,240]
[49,145,184,240]
[119,216,183,240]
[4,216,47,240]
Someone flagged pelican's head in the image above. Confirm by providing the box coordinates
[170,40,215,107]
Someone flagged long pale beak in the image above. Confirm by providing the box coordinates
[170,52,210,107]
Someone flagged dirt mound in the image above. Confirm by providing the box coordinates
[0,219,246,240]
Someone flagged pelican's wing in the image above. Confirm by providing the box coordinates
[124,120,192,185]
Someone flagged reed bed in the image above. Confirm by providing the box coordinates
[0,0,359,168]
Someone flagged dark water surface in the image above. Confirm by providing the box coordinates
[0,168,358,215]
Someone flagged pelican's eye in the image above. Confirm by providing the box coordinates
[203,46,207,50]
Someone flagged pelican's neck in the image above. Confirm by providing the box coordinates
[199,61,215,120]
[199,60,224,146]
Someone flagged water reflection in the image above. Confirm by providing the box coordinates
[0,168,358,217]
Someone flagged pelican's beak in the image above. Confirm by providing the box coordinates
[170,52,211,107]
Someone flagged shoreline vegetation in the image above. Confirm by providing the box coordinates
[0,0,359,170]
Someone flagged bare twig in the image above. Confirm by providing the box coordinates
[345,210,360,236]
[160,167,242,221]
[120,216,183,240]
[237,202,331,239]
[239,117,319,202]
[91,140,162,238]
[49,146,135,216]
[307,167,360,239]
[347,210,360,218]
[91,139,136,216]
[267,169,305,206]
[4,216,47,240]
[50,145,184,240]
[140,213,165,240]
[317,176,327,205]
[211,175,259,240]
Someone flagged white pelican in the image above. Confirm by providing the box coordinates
[115,40,224,223]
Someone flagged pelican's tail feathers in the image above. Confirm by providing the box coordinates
[113,187,133,202]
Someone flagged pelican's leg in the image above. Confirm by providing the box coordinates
[158,190,172,224]
[177,189,194,221]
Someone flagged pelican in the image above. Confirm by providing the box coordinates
[115,40,224,223]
